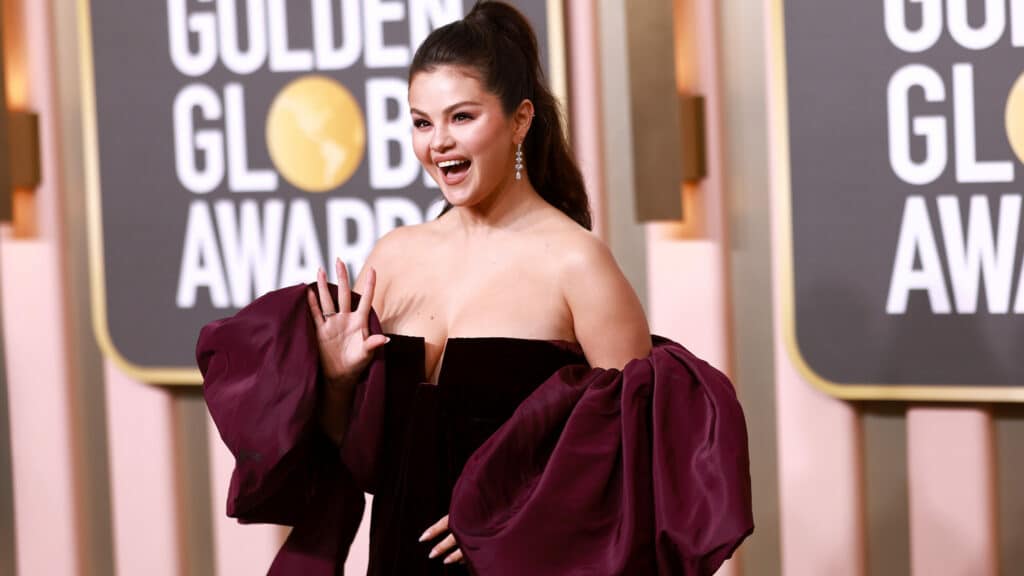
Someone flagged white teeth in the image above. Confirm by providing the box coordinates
[437,159,468,168]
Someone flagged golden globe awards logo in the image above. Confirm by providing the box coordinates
[884,1,1024,316]
[780,0,1024,396]
[169,0,456,310]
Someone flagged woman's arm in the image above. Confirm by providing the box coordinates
[561,234,651,369]
[312,225,407,445]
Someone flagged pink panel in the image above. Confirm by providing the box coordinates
[773,347,864,576]
[1,240,79,576]
[566,0,606,240]
[645,235,730,369]
[206,420,287,575]
[907,408,997,576]
[104,363,181,576]
[344,496,372,575]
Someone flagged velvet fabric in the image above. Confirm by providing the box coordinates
[198,283,753,575]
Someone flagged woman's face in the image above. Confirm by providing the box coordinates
[409,66,518,208]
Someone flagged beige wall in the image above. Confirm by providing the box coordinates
[0,0,1021,574]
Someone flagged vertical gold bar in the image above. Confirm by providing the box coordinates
[8,111,40,189]
[679,94,705,182]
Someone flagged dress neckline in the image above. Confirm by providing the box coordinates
[385,334,584,386]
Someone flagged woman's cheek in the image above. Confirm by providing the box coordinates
[411,136,431,166]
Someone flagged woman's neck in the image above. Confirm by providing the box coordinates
[449,176,545,235]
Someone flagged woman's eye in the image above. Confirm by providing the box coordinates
[453,112,472,122]
[413,119,430,129]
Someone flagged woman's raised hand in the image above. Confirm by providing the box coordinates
[306,257,389,388]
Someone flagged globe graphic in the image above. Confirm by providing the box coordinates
[266,75,366,193]
[1007,72,1024,166]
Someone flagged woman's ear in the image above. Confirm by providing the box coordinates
[513,99,535,143]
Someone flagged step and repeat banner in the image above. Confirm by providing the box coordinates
[778,0,1024,400]
[82,0,559,383]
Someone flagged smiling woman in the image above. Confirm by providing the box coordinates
[199,2,753,575]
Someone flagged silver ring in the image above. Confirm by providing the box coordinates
[322,312,338,319]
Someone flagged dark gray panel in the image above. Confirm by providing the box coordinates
[785,0,1024,387]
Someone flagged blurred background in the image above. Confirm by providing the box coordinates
[1,0,1022,574]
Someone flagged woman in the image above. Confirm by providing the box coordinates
[199,2,752,575]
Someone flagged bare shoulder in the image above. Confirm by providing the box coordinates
[359,222,437,310]
[363,221,438,273]
[542,219,652,369]
[549,222,617,275]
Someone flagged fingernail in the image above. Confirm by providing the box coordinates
[385,337,391,344]
[443,556,455,565]
[418,529,429,542]
[427,547,439,559]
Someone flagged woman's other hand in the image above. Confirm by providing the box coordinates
[420,514,464,565]
[307,258,389,444]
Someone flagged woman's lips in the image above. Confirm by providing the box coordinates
[439,160,471,186]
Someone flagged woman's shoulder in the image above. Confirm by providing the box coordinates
[534,212,617,277]
[366,220,441,267]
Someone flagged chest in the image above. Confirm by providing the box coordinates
[382,262,570,337]
[377,252,575,381]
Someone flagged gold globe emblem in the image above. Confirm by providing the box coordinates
[1006,72,1024,165]
[266,75,366,193]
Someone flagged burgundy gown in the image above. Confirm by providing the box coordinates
[198,283,753,575]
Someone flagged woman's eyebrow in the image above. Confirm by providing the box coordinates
[409,100,482,117]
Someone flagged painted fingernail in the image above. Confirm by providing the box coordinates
[418,529,430,542]
[443,555,457,565]
[427,547,439,559]
[385,337,391,344]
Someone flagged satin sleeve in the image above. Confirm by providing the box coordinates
[449,337,753,575]
[197,283,388,574]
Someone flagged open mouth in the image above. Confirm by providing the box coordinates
[437,159,471,180]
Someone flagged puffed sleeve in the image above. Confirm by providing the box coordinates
[197,283,387,575]
[449,337,753,575]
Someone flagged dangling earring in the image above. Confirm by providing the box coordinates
[515,143,524,181]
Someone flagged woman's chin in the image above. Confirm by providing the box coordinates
[440,186,478,207]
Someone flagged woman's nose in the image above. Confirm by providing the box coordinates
[430,125,453,152]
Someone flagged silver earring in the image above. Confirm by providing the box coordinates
[515,143,523,180]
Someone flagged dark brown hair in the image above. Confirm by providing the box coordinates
[409,1,592,230]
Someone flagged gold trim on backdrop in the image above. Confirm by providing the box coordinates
[79,1,572,387]
[769,0,1024,402]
